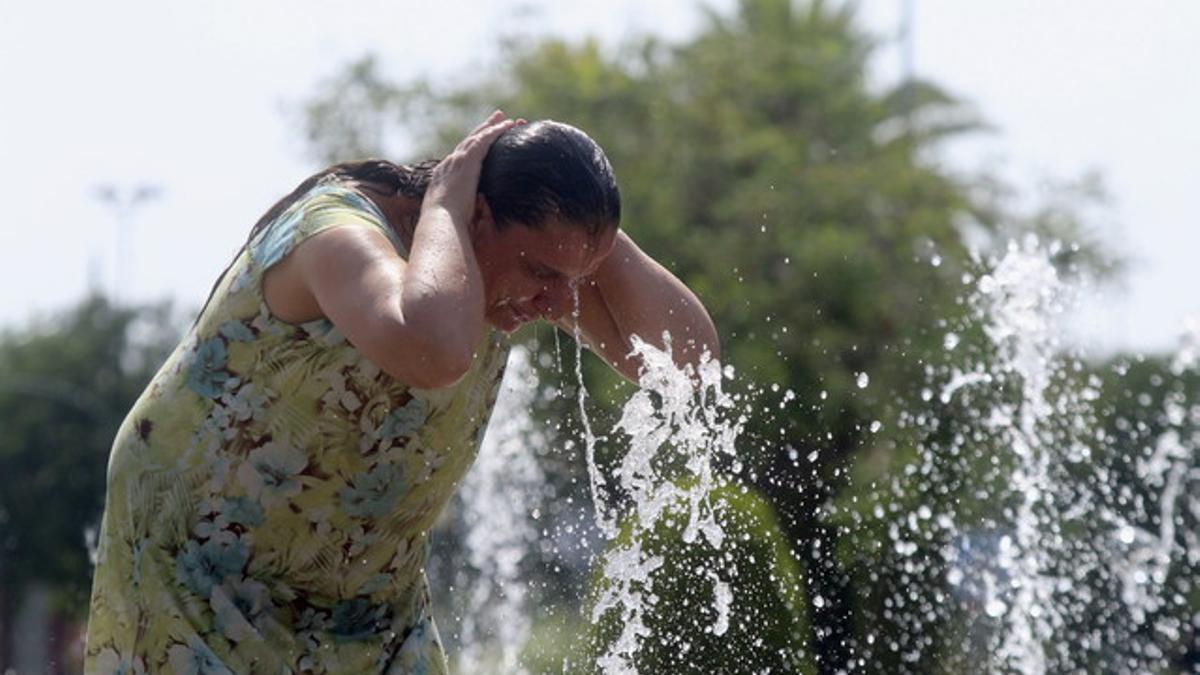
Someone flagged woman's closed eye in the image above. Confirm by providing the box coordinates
[529,263,561,281]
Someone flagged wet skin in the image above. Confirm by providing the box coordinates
[472,218,618,333]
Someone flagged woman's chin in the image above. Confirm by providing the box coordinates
[488,307,525,334]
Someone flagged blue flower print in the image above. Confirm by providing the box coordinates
[330,597,385,643]
[394,618,435,675]
[225,496,265,527]
[236,442,308,508]
[193,495,269,540]
[175,538,250,599]
[218,320,255,343]
[187,338,229,399]
[338,463,406,519]
[358,573,392,596]
[167,637,234,675]
[211,578,270,643]
[91,648,146,675]
[378,397,430,445]
[249,206,303,271]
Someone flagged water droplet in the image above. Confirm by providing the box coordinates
[943,332,960,350]
[985,599,1007,618]
[856,372,870,389]
[869,420,882,433]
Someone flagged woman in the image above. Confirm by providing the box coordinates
[84,111,718,673]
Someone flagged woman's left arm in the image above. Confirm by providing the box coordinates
[556,230,719,383]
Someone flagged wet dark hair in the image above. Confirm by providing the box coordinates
[193,119,620,326]
[479,120,621,236]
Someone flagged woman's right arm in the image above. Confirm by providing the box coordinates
[286,111,516,389]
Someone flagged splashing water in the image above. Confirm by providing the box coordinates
[588,333,739,667]
[456,346,544,674]
[588,333,741,674]
[976,237,1071,672]
[916,237,1198,673]
[1171,317,1200,376]
[1102,317,1200,660]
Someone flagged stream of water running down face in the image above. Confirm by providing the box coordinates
[572,286,616,540]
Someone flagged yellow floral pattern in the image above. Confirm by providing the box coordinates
[85,179,509,673]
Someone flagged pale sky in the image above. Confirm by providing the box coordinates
[1,0,1197,355]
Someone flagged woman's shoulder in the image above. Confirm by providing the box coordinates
[249,178,404,273]
[280,177,393,238]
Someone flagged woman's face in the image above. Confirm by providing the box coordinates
[472,208,618,333]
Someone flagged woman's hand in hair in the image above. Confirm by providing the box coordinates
[394,111,516,386]
[422,110,517,225]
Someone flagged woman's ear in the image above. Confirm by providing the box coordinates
[470,194,493,242]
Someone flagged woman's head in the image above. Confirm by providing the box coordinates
[478,119,621,236]
[471,120,622,332]
[200,118,621,333]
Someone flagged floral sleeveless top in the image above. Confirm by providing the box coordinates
[84,179,510,674]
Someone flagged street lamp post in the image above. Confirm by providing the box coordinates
[93,183,162,304]
[900,0,916,132]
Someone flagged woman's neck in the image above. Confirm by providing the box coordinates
[355,183,421,254]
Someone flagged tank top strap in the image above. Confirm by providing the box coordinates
[248,178,408,277]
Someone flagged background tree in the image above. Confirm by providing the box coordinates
[0,295,181,664]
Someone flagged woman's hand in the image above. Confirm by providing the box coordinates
[282,111,521,390]
[555,230,720,386]
[395,110,517,385]
[422,110,518,225]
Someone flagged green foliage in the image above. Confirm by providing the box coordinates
[0,295,180,611]
[302,55,434,166]
[583,482,814,674]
